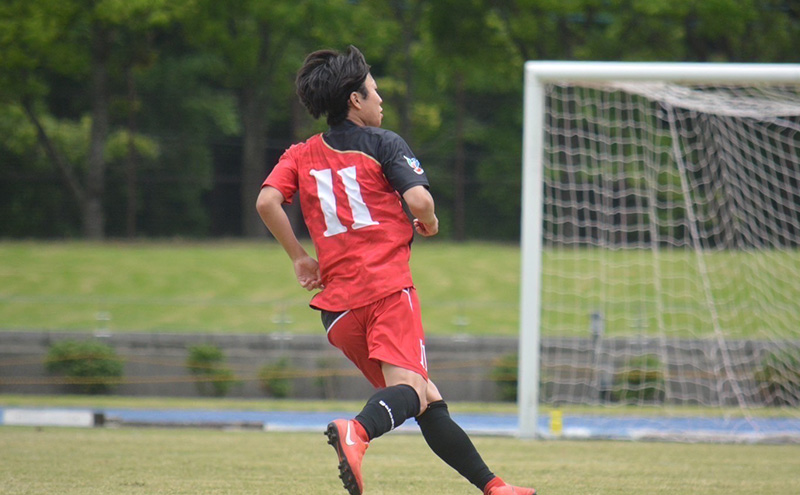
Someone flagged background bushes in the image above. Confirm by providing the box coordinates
[45,340,124,394]
[755,347,800,407]
[185,344,237,397]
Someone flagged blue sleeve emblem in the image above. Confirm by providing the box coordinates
[403,155,425,175]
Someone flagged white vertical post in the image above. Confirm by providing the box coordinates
[518,63,546,439]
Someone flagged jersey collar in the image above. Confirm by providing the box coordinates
[329,119,360,133]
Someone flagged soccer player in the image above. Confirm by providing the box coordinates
[256,45,536,495]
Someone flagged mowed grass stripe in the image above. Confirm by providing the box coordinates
[1,427,798,495]
[1,241,798,338]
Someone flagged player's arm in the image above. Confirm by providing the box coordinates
[256,186,323,291]
[403,185,438,237]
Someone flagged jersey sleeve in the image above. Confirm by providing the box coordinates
[377,131,430,195]
[262,150,299,204]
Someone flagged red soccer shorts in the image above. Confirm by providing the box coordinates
[325,287,429,388]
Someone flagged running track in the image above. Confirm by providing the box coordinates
[2,407,799,443]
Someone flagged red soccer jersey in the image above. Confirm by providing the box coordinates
[263,121,429,311]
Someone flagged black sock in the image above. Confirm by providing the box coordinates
[355,384,420,440]
[415,400,495,491]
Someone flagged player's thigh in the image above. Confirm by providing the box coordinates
[324,309,385,388]
[367,288,429,384]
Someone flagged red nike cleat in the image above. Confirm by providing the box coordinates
[487,484,537,495]
[325,420,369,495]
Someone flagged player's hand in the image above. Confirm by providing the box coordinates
[413,216,438,237]
[293,255,324,291]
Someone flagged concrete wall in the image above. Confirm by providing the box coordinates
[1,331,794,406]
[0,331,511,401]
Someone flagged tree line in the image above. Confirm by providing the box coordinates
[1,0,798,240]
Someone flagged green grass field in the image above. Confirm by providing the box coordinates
[2,426,799,495]
[3,243,799,494]
[1,241,798,338]
[0,241,521,336]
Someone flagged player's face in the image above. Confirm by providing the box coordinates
[354,74,383,127]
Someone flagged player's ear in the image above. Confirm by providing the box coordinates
[349,91,361,109]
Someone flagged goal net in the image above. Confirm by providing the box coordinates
[519,62,800,440]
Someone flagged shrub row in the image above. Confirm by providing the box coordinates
[490,351,800,406]
[45,340,293,398]
[43,340,800,405]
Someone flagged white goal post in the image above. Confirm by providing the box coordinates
[519,62,800,439]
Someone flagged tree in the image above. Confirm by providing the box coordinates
[427,0,520,240]
[2,0,799,240]
[0,0,191,239]
[1,0,94,236]
[184,1,311,238]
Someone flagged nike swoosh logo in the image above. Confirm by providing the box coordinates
[345,422,356,446]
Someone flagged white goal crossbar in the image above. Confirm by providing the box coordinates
[519,61,800,438]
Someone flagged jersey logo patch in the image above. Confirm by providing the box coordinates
[403,155,425,175]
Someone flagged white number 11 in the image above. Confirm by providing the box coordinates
[310,166,379,237]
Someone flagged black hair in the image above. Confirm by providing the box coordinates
[295,45,370,126]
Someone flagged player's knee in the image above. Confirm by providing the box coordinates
[426,380,443,404]
[381,363,428,414]
[400,376,428,415]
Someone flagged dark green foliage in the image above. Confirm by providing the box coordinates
[313,356,339,399]
[4,1,799,240]
[258,358,293,399]
[45,340,124,394]
[612,354,666,403]
[755,347,800,407]
[185,344,237,397]
[490,353,519,402]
